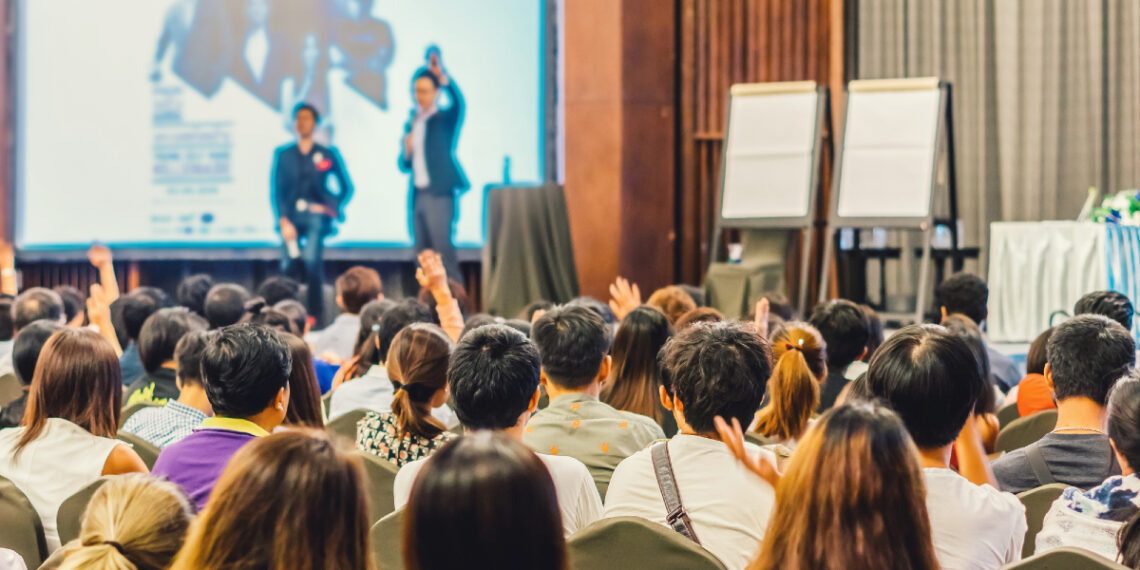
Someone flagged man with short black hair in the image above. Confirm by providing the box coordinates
[176,274,215,318]
[809,299,868,410]
[0,288,66,377]
[256,276,301,307]
[152,324,291,510]
[203,283,250,330]
[124,307,208,406]
[122,330,213,448]
[309,265,383,361]
[115,292,161,386]
[936,272,1021,391]
[0,320,65,428]
[850,325,1027,569]
[1074,290,1134,331]
[392,324,601,535]
[604,321,775,570]
[523,305,664,496]
[992,314,1134,493]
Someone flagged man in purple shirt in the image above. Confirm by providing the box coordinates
[152,324,292,511]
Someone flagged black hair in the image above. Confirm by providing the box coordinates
[517,300,554,322]
[201,324,292,419]
[850,324,985,448]
[118,292,159,343]
[448,324,542,430]
[530,305,611,389]
[1025,328,1054,376]
[935,273,988,324]
[1108,378,1140,479]
[1047,314,1135,405]
[1074,290,1134,331]
[138,307,208,374]
[273,299,309,336]
[861,304,884,359]
[243,298,297,335]
[293,101,320,122]
[459,313,498,340]
[177,274,215,317]
[174,330,211,388]
[204,283,251,329]
[11,288,64,332]
[809,299,869,368]
[53,286,84,324]
[678,284,706,308]
[502,319,532,337]
[413,69,440,89]
[133,286,171,309]
[939,315,997,415]
[0,299,14,342]
[376,298,432,363]
[757,291,796,321]
[659,321,771,433]
[12,320,65,386]
[257,276,301,307]
[566,296,616,324]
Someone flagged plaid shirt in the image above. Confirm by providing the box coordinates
[121,401,207,449]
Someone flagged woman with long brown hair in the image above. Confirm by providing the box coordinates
[0,328,147,551]
[601,305,674,434]
[356,323,456,466]
[719,401,939,570]
[751,323,825,448]
[282,333,325,427]
[170,429,371,570]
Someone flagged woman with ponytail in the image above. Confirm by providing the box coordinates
[56,475,192,570]
[356,323,456,466]
[750,323,826,451]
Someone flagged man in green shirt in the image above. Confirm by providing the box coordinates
[523,305,665,498]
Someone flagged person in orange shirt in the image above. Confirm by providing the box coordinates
[1013,328,1057,418]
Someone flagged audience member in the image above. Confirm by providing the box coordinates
[1122,512,1140,568]
[992,315,1133,493]
[517,300,554,322]
[737,402,940,570]
[132,286,170,309]
[152,324,291,510]
[281,334,325,428]
[392,324,602,534]
[256,276,301,306]
[673,306,723,331]
[0,320,64,429]
[356,323,456,466]
[242,297,298,333]
[413,250,466,342]
[809,299,868,411]
[941,314,1001,451]
[203,283,250,330]
[751,323,824,454]
[844,303,883,380]
[936,272,1021,391]
[1036,377,1140,559]
[55,475,193,570]
[1075,290,1134,331]
[1011,327,1057,417]
[567,296,617,324]
[646,285,697,325]
[524,305,664,496]
[405,432,567,570]
[170,430,370,569]
[310,265,383,361]
[121,331,212,448]
[114,292,159,387]
[53,285,85,328]
[418,277,471,318]
[601,305,677,436]
[678,284,706,308]
[604,321,774,570]
[0,287,65,376]
[757,291,796,322]
[0,296,14,348]
[0,328,147,551]
[274,299,311,337]
[175,273,214,318]
[124,307,208,406]
[850,324,1027,569]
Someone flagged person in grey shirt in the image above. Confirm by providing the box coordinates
[992,315,1132,493]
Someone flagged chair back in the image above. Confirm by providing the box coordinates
[997,401,1020,429]
[321,392,333,421]
[119,401,161,429]
[56,478,108,547]
[1017,483,1069,559]
[567,516,728,570]
[0,475,48,568]
[116,431,161,470]
[357,451,400,524]
[327,408,369,443]
[995,410,1058,454]
[369,508,405,570]
[1002,546,1129,569]
[0,373,22,408]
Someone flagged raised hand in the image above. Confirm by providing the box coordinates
[754,297,770,339]
[607,276,642,320]
[416,249,449,292]
[714,415,781,489]
[87,243,112,269]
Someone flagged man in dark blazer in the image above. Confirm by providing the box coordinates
[399,48,468,281]
[271,103,353,324]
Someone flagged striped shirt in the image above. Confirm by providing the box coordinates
[121,401,207,449]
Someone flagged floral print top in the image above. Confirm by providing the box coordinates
[355,411,456,467]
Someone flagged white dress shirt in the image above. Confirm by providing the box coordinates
[394,445,603,536]
[924,467,1027,570]
[603,434,776,570]
[308,313,360,362]
[411,106,437,189]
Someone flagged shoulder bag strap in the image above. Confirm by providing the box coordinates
[651,441,701,545]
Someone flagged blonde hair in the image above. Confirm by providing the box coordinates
[752,323,824,442]
[58,475,193,570]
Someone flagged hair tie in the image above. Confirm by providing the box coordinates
[785,342,803,353]
[371,324,381,333]
[100,540,127,555]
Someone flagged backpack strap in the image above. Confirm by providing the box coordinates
[651,441,701,545]
[1025,444,1057,486]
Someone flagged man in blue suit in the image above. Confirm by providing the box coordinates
[271,103,353,324]
[399,48,468,281]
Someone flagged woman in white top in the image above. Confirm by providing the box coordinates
[1036,377,1140,561]
[0,328,147,551]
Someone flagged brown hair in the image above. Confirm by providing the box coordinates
[170,429,371,570]
[751,402,938,570]
[16,328,121,455]
[602,306,672,425]
[646,286,697,325]
[283,334,325,428]
[388,323,454,440]
[335,266,383,314]
[673,307,723,331]
[58,475,193,570]
[753,323,825,442]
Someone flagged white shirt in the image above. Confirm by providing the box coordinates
[0,354,13,377]
[308,313,361,362]
[394,445,603,536]
[0,419,123,551]
[923,468,1027,570]
[411,106,437,188]
[328,365,457,428]
[603,435,776,570]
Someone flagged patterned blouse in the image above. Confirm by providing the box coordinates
[355,411,456,467]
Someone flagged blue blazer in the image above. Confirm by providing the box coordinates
[398,80,470,196]
[271,142,353,237]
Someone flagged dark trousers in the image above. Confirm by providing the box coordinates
[411,190,462,280]
[280,213,328,324]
